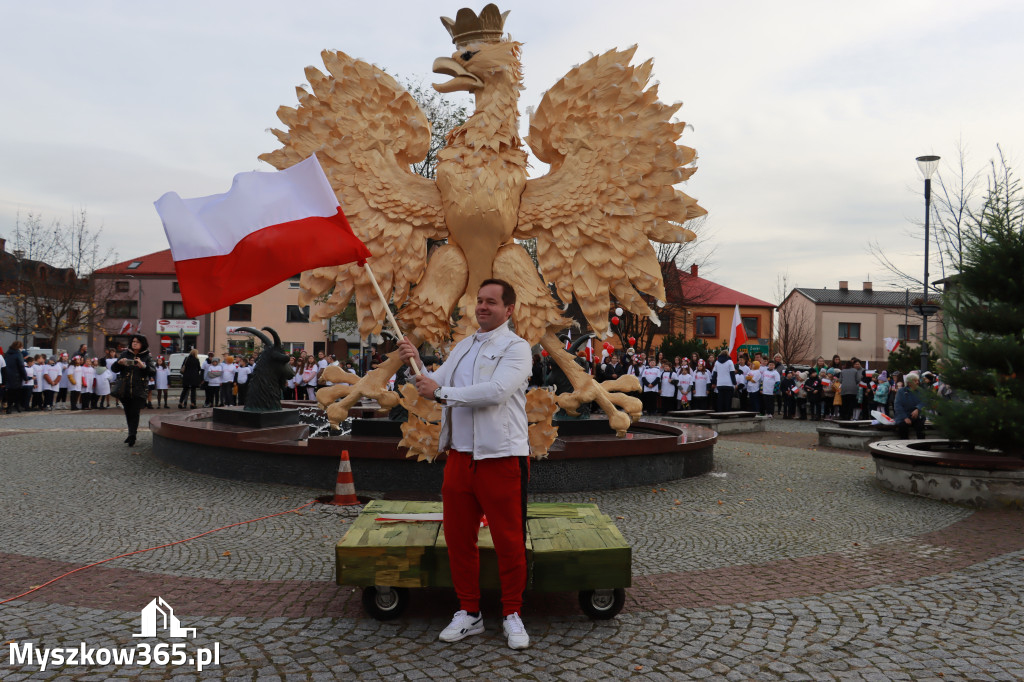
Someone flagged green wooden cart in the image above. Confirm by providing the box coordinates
[336,500,632,620]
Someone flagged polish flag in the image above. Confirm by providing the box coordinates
[155,155,371,318]
[119,321,132,335]
[727,304,747,363]
[884,337,901,353]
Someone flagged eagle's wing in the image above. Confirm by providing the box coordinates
[259,50,446,339]
[516,46,706,338]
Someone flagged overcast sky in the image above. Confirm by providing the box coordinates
[2,0,1022,306]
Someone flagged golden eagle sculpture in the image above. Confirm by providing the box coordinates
[259,4,706,459]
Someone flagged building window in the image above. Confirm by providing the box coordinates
[162,301,188,318]
[106,300,138,318]
[695,315,717,337]
[115,281,130,292]
[898,324,920,342]
[742,316,759,338]
[127,261,142,270]
[229,304,252,321]
[286,305,310,323]
[288,274,301,289]
[284,341,305,354]
[838,322,861,340]
[172,281,180,293]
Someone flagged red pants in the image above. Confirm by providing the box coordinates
[442,450,529,616]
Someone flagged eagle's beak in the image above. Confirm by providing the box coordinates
[432,57,483,93]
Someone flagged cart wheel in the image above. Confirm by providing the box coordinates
[361,586,409,620]
[578,588,625,619]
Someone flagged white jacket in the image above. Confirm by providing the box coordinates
[430,323,532,458]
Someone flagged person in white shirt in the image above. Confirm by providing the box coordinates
[396,278,532,650]
[31,355,45,410]
[692,360,710,410]
[66,356,83,410]
[676,365,694,409]
[760,361,781,417]
[43,357,61,410]
[55,354,70,409]
[93,359,113,408]
[711,352,737,413]
[745,360,763,414]
[154,357,171,408]
[204,357,223,407]
[300,356,319,400]
[80,358,96,410]
[219,355,237,406]
[639,358,661,415]
[734,357,751,411]
[234,357,252,405]
[658,361,677,414]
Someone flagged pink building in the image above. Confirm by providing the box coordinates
[92,250,355,358]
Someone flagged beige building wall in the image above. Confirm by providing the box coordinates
[207,279,335,356]
[786,290,944,366]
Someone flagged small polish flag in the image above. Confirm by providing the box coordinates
[884,337,901,353]
[154,155,371,319]
[727,304,748,363]
[119,321,132,335]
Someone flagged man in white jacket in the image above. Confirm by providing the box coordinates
[398,279,532,651]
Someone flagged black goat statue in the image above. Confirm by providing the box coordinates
[235,327,295,412]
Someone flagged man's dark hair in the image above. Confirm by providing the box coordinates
[479,278,517,307]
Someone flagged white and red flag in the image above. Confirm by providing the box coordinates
[884,337,901,353]
[727,304,748,363]
[155,155,371,318]
[119,321,132,335]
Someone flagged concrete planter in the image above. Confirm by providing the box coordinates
[869,439,1024,509]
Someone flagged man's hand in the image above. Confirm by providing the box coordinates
[397,337,421,370]
[911,408,919,419]
[413,374,440,400]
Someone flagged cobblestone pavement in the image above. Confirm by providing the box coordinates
[2,410,1023,680]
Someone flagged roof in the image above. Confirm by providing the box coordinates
[666,264,775,308]
[94,249,176,276]
[792,287,938,307]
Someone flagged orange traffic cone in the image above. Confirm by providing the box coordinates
[330,450,360,506]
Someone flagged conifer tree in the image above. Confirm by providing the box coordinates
[931,161,1024,453]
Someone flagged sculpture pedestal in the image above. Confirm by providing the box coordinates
[212,406,301,428]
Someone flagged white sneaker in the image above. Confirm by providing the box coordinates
[503,613,530,649]
[438,610,484,642]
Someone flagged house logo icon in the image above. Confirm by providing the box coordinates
[133,597,197,639]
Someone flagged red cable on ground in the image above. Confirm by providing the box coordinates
[0,499,318,605]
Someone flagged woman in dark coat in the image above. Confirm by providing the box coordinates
[178,348,202,409]
[112,334,156,446]
[3,341,29,414]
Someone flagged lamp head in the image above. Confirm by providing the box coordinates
[916,155,941,180]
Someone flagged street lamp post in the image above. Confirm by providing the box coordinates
[915,154,940,373]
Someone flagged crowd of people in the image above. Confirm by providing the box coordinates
[2,339,945,442]
[0,341,377,414]
[529,347,947,435]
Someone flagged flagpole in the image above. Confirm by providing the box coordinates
[362,262,422,377]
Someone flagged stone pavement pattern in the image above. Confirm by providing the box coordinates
[1,410,1023,680]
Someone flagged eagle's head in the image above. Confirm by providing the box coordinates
[432,39,521,94]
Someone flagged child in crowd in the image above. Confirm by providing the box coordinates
[760,361,781,417]
[94,359,113,409]
[640,358,661,415]
[155,356,171,408]
[43,356,60,410]
[658,361,677,414]
[692,360,710,410]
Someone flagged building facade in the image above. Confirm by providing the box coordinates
[778,281,943,367]
[92,249,356,358]
[651,264,775,356]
